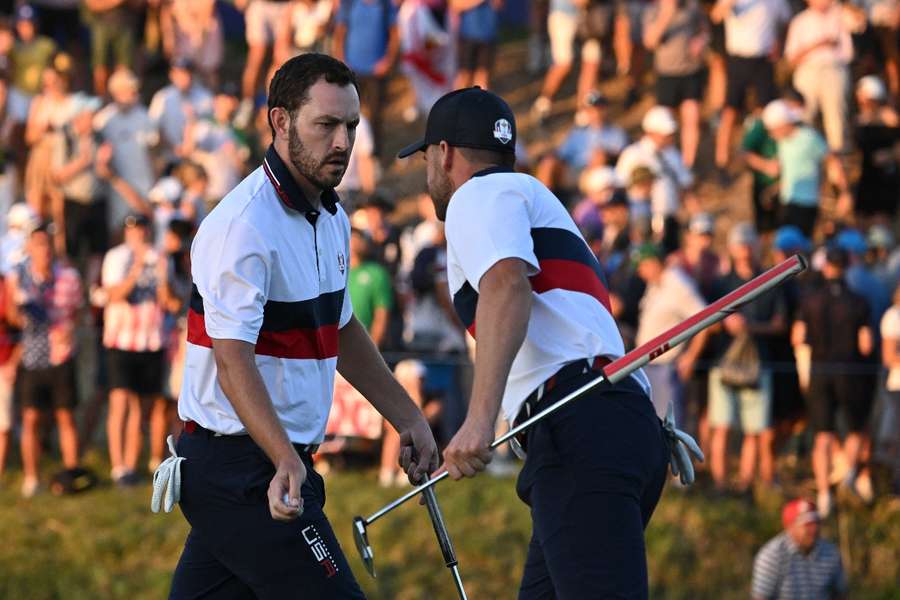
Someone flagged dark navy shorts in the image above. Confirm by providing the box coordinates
[515,373,669,600]
[169,429,366,599]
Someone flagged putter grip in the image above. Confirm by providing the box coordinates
[423,486,458,568]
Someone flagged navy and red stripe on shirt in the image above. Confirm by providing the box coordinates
[453,226,612,337]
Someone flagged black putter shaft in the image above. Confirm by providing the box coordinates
[422,485,468,600]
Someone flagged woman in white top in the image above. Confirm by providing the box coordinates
[274,0,334,66]
[24,57,74,223]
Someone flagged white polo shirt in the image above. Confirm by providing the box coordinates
[615,137,694,218]
[444,167,650,423]
[178,146,353,444]
[723,0,792,57]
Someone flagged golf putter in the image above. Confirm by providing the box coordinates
[361,254,809,522]
[352,515,376,577]
[422,483,468,600]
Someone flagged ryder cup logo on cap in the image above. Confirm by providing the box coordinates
[397,87,517,159]
[493,119,512,144]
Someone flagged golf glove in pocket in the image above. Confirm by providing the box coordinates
[662,403,704,486]
[151,435,185,513]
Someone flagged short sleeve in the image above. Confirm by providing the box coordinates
[147,91,165,124]
[881,308,900,340]
[339,211,354,328]
[444,183,539,291]
[557,130,580,165]
[742,120,765,152]
[193,218,270,343]
[750,540,780,599]
[830,546,849,594]
[372,266,393,310]
[387,1,399,25]
[335,0,349,24]
[101,247,130,287]
[355,117,374,156]
[855,296,871,331]
[783,17,800,61]
[812,130,828,161]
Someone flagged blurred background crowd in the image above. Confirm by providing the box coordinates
[0,0,897,536]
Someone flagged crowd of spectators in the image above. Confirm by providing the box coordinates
[0,2,896,550]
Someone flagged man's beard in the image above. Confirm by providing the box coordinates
[426,163,453,221]
[288,126,348,191]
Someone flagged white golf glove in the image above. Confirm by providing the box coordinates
[663,403,704,486]
[151,435,185,513]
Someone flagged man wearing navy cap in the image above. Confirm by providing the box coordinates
[399,87,695,599]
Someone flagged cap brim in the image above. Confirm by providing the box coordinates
[397,139,427,159]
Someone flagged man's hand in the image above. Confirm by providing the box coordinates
[440,418,495,480]
[398,418,439,485]
[676,353,697,382]
[724,313,747,335]
[373,57,392,77]
[268,453,306,522]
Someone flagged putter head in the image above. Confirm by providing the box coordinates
[352,516,376,578]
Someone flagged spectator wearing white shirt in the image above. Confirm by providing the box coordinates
[335,113,378,212]
[160,0,224,88]
[538,92,629,198]
[180,84,248,203]
[397,0,453,121]
[95,68,157,236]
[275,0,333,65]
[616,106,695,253]
[784,0,853,152]
[634,242,710,422]
[148,58,214,157]
[711,0,792,174]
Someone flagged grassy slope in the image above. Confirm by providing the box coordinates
[1,450,898,600]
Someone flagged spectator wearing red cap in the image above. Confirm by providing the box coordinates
[751,498,847,600]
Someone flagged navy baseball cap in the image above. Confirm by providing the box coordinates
[397,87,517,158]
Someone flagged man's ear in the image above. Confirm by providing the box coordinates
[439,141,453,173]
[270,106,291,142]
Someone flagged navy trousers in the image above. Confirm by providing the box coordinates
[169,429,366,599]
[515,374,669,600]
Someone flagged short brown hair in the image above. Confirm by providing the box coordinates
[267,53,358,136]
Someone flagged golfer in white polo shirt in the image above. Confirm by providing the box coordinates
[167,53,438,600]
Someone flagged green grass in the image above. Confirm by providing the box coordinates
[1,449,899,599]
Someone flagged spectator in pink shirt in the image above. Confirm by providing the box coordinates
[6,223,83,498]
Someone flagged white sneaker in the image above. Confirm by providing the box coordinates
[21,477,39,499]
[817,491,832,518]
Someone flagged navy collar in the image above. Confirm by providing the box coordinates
[262,145,339,215]
[472,165,515,178]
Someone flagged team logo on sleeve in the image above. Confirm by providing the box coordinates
[337,252,345,275]
[493,119,513,144]
[302,525,339,578]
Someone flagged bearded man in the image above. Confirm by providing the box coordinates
[167,53,438,599]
